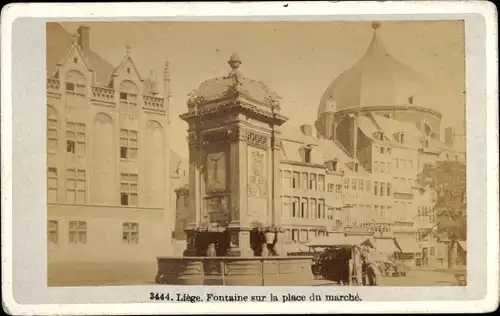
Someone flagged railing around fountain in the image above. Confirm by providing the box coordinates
[156,256,314,286]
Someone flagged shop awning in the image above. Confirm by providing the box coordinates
[395,238,421,253]
[374,238,399,254]
[457,240,467,252]
[307,234,370,247]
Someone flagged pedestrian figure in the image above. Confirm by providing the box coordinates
[362,247,379,286]
[207,243,217,257]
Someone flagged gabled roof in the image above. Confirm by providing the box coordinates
[56,42,93,73]
[47,23,154,92]
[108,55,144,86]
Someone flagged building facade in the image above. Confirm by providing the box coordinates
[313,23,465,267]
[168,22,465,268]
[46,24,175,265]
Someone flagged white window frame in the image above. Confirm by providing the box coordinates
[69,221,87,244]
[120,129,138,160]
[120,173,139,206]
[66,121,86,156]
[122,222,139,244]
[66,168,87,204]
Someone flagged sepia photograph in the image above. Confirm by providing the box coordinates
[2,1,498,314]
[46,20,467,287]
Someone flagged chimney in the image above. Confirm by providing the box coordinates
[444,126,455,147]
[77,26,91,56]
[300,124,312,137]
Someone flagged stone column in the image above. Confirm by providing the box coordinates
[183,134,201,256]
[271,137,284,255]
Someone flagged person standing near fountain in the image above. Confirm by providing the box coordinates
[207,243,217,257]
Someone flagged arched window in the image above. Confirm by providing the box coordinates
[119,80,139,105]
[65,70,86,95]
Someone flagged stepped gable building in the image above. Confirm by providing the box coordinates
[46,23,178,266]
[313,22,465,267]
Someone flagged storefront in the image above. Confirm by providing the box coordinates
[394,238,421,267]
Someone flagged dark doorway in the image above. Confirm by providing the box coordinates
[194,231,230,256]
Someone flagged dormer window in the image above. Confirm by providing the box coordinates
[65,70,86,96]
[326,159,338,172]
[354,163,359,172]
[408,96,414,104]
[373,131,384,141]
[304,147,312,163]
[119,80,139,105]
[424,123,432,136]
[394,132,405,144]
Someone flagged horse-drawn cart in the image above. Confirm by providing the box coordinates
[307,234,377,285]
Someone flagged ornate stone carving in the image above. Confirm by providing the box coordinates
[202,128,235,145]
[248,149,267,197]
[206,152,227,192]
[245,131,268,148]
[187,133,197,148]
[204,196,230,225]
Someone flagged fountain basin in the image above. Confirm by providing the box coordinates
[156,256,314,286]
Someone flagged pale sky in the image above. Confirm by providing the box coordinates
[61,21,465,158]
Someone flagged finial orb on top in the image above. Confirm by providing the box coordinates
[72,32,80,44]
[372,22,381,30]
[228,53,242,69]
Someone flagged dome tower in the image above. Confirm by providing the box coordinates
[315,22,441,140]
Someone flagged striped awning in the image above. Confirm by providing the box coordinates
[374,238,399,254]
[458,240,467,252]
[395,238,421,253]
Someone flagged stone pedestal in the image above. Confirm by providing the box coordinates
[226,229,253,257]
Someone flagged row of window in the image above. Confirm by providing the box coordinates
[48,117,139,161]
[47,220,139,245]
[393,177,416,193]
[374,145,392,155]
[343,177,416,196]
[281,171,326,191]
[67,87,138,102]
[342,204,395,224]
[47,168,139,206]
[344,178,393,197]
[284,229,328,243]
[394,201,413,222]
[281,196,328,220]
[392,158,415,170]
[327,184,343,194]
[417,206,437,223]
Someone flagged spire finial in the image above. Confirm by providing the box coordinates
[163,60,172,100]
[228,53,242,70]
[372,22,381,31]
[72,32,80,45]
[163,61,170,82]
[125,42,131,56]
